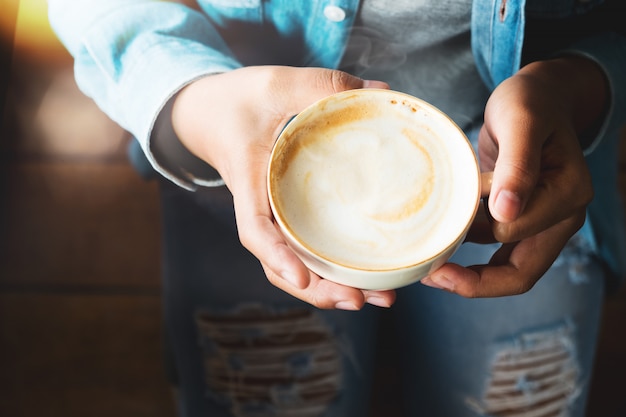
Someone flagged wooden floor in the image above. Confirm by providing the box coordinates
[1,53,625,417]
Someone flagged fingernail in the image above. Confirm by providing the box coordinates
[366,296,391,308]
[335,301,360,311]
[362,79,375,88]
[362,79,388,89]
[421,275,455,292]
[494,189,522,221]
[421,276,443,289]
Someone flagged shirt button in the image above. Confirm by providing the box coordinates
[324,5,346,22]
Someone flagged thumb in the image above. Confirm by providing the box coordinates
[483,119,542,226]
[488,135,542,224]
[278,67,389,116]
[312,68,389,95]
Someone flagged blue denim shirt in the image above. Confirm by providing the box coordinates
[48,0,626,285]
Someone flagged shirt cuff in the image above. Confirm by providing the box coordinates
[559,32,626,155]
[150,84,226,190]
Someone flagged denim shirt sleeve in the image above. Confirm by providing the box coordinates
[48,0,242,189]
[564,32,626,287]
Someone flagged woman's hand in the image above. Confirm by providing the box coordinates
[422,56,607,297]
[171,66,395,309]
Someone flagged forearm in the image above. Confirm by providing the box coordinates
[48,0,241,188]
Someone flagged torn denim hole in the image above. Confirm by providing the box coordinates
[195,304,343,417]
[467,322,581,417]
[552,232,597,285]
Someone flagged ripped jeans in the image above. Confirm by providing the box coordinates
[159,180,605,417]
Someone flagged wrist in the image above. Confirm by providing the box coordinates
[155,86,225,188]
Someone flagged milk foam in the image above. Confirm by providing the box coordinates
[270,91,479,271]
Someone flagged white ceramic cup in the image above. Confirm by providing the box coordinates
[267,89,481,290]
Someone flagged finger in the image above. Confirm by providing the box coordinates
[263,264,396,310]
[424,212,584,297]
[489,138,542,224]
[228,146,312,290]
[483,99,544,224]
[230,140,397,307]
[492,181,589,243]
[363,79,391,89]
[238,206,312,290]
[363,289,397,308]
[491,130,592,242]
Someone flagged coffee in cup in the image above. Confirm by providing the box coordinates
[267,89,481,290]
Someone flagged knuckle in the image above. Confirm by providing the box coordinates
[461,286,480,299]
[581,177,594,206]
[515,279,536,295]
[562,170,594,209]
[326,70,359,93]
[567,209,587,233]
[310,292,334,310]
[492,222,520,243]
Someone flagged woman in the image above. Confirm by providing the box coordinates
[49,1,625,415]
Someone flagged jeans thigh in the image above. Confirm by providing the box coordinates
[392,240,605,417]
[159,182,380,417]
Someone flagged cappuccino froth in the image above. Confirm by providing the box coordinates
[269,89,479,273]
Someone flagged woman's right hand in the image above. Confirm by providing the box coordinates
[171,66,395,310]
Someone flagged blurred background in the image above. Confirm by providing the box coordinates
[1,1,174,416]
[0,1,625,416]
